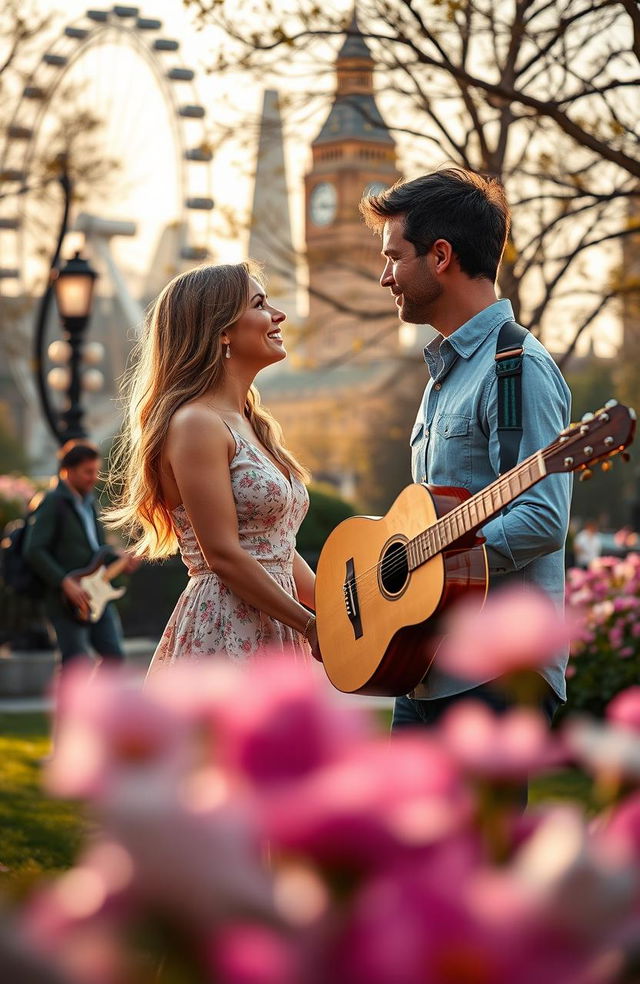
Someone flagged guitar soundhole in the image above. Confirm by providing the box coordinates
[380,540,409,596]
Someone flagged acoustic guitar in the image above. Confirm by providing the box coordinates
[64,550,128,624]
[314,401,636,697]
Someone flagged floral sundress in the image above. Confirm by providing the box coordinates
[147,427,311,670]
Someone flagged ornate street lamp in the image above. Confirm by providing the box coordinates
[51,251,98,442]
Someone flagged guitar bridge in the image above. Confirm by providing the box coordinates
[344,558,363,640]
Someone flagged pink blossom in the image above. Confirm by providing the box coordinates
[512,806,636,940]
[330,852,607,984]
[439,701,566,781]
[45,664,191,800]
[439,587,575,680]
[600,792,640,862]
[264,735,472,874]
[209,657,372,791]
[209,924,300,984]
[607,687,640,734]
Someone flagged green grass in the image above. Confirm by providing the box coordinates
[0,712,595,889]
[0,713,85,885]
[529,767,596,811]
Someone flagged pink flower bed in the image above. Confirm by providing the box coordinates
[4,588,640,983]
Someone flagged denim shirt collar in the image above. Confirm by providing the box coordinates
[423,298,514,381]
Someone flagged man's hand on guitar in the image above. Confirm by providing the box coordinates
[119,551,141,575]
[61,576,91,620]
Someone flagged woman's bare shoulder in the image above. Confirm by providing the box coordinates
[167,402,232,451]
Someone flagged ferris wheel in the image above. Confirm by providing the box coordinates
[0,4,214,438]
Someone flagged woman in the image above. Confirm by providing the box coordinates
[107,261,317,667]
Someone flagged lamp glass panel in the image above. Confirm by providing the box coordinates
[55,275,94,318]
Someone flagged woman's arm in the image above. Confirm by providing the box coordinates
[166,406,313,636]
[293,550,315,610]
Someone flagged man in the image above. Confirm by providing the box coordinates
[359,167,572,728]
[24,442,137,668]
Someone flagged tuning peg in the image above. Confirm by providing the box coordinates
[579,468,593,482]
[604,399,618,409]
[581,412,595,422]
[601,460,613,472]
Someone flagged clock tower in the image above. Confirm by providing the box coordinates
[303,11,402,364]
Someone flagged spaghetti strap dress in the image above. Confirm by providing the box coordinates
[147,427,311,672]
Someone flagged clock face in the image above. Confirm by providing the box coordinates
[310,181,337,226]
[363,181,388,198]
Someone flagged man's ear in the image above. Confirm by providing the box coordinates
[432,239,454,273]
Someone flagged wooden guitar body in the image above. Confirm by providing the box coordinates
[315,484,487,696]
[314,402,635,698]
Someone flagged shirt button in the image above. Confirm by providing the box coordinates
[434,382,442,391]
[424,428,429,438]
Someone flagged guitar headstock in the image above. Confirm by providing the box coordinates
[545,401,636,477]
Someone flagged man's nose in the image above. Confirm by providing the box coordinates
[380,260,394,288]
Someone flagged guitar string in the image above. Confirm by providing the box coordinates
[327,431,614,616]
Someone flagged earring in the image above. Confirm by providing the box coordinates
[225,342,231,359]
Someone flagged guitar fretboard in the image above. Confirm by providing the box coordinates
[406,451,546,570]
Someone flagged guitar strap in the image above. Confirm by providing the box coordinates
[495,320,528,474]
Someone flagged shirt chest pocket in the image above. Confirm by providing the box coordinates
[434,413,472,486]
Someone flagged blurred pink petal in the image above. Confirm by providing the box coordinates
[513,806,636,939]
[265,735,473,874]
[439,587,575,680]
[440,701,565,780]
[599,792,640,862]
[45,664,190,800]
[607,688,640,734]
[209,657,372,790]
[209,923,300,984]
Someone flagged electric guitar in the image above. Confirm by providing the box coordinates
[64,549,128,624]
[314,401,636,697]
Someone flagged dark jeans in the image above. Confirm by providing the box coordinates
[392,675,562,730]
[49,603,125,665]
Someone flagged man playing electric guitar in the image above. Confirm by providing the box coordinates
[360,168,572,730]
[24,443,139,669]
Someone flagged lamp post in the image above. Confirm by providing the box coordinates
[49,251,98,443]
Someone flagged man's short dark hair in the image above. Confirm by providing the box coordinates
[60,443,99,470]
[359,166,511,282]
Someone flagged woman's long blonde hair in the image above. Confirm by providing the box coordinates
[106,261,309,559]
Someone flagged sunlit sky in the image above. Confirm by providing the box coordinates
[22,0,623,356]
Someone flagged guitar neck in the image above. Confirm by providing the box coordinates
[102,556,128,582]
[408,451,547,569]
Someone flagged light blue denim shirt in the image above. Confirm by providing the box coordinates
[409,299,572,701]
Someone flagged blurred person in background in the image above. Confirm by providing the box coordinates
[573,519,602,568]
[24,442,138,668]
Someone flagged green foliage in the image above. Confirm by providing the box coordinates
[564,645,640,720]
[296,483,357,563]
[0,417,29,475]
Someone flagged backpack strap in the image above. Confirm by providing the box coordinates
[495,320,528,474]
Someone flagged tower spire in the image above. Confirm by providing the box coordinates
[249,89,298,322]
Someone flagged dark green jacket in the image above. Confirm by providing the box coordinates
[23,480,118,617]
